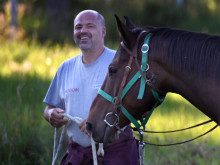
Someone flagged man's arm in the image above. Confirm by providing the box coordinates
[44,104,68,128]
[44,105,90,137]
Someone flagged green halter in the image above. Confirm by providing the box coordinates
[98,33,165,130]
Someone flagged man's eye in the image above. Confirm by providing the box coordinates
[75,26,82,30]
[109,67,118,75]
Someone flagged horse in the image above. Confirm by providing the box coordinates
[86,15,220,144]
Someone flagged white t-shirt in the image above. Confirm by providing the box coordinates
[44,47,116,147]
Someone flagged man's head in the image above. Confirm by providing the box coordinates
[73,10,106,51]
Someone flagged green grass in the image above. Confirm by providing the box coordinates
[144,143,220,165]
[0,40,219,165]
[141,93,220,145]
[134,93,220,165]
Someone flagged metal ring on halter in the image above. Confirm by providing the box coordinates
[125,66,131,71]
[104,112,119,128]
[145,70,154,83]
[145,64,149,71]
[141,44,149,53]
[141,64,149,71]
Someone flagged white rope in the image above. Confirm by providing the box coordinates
[91,138,98,165]
[139,142,145,165]
[52,113,103,165]
[52,125,68,165]
[53,128,58,160]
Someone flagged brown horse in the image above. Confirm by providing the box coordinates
[86,15,220,144]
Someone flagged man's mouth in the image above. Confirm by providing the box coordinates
[81,36,89,40]
[80,36,90,42]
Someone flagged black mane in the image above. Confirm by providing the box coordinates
[148,27,220,80]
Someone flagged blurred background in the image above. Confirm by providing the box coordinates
[0,0,220,164]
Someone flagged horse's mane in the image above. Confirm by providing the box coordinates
[146,27,220,80]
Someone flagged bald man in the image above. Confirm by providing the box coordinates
[43,10,139,165]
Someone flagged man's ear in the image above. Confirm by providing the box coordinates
[102,27,106,38]
[114,14,136,49]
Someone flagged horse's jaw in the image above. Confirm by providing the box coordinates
[103,126,119,144]
[92,125,119,144]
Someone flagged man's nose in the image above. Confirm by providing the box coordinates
[80,26,88,33]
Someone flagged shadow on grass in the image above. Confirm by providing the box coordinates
[0,74,56,165]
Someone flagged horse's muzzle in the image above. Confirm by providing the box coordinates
[86,122,93,135]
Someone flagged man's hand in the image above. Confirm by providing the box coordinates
[44,105,68,128]
[79,118,91,138]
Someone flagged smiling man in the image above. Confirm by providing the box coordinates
[43,10,139,165]
[73,10,106,64]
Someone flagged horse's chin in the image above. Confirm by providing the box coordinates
[103,126,119,144]
[91,125,119,144]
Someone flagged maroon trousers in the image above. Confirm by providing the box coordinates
[60,126,140,165]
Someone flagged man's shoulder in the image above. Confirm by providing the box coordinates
[60,54,81,67]
[103,47,116,61]
[56,54,82,74]
[105,47,116,55]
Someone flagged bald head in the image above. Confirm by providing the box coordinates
[74,10,105,28]
[73,10,106,60]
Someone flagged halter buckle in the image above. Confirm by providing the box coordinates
[104,112,119,128]
[141,44,149,53]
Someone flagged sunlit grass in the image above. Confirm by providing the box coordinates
[135,93,220,146]
[0,40,80,79]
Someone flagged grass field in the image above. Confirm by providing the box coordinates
[0,41,219,165]
[136,93,220,165]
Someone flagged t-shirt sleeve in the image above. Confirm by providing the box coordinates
[43,67,65,109]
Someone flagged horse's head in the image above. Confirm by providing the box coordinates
[87,15,166,144]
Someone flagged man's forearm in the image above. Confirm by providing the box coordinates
[44,105,55,122]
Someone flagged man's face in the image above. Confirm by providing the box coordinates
[74,11,106,51]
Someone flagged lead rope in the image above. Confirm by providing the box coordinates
[52,113,104,165]
[92,139,104,165]
[139,130,145,165]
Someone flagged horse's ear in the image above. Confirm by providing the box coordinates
[114,14,136,49]
[124,16,135,29]
[114,14,130,40]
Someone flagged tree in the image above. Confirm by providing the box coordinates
[9,0,17,40]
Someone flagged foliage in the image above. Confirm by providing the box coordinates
[0,0,7,12]
[2,0,220,44]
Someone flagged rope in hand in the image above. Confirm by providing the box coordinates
[52,113,104,165]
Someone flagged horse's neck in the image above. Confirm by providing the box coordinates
[151,59,220,125]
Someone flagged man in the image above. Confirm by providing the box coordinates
[43,10,139,165]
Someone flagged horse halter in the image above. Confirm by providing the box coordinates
[98,30,219,148]
[98,31,165,130]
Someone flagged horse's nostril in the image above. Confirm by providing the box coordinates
[86,122,93,134]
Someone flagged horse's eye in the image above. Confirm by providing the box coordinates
[109,67,118,75]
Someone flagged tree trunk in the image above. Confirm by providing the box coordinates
[9,0,17,40]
